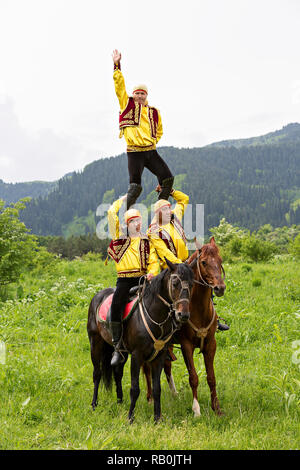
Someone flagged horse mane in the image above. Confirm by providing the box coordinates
[187,241,221,264]
[143,262,194,299]
[143,269,168,299]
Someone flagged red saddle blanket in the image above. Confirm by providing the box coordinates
[97,293,138,323]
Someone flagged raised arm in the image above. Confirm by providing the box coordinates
[112,49,128,110]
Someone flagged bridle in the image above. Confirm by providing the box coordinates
[137,270,192,362]
[190,250,226,289]
[187,247,226,352]
[157,272,191,311]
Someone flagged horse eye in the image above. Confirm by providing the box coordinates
[201,261,206,267]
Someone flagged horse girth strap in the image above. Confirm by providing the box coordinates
[138,301,173,362]
[188,303,216,352]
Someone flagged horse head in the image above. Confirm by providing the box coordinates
[164,258,194,323]
[191,237,226,297]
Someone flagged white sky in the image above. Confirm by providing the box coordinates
[0,0,300,183]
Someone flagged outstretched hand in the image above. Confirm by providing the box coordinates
[155,184,161,193]
[112,49,121,64]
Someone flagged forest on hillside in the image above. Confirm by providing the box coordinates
[16,142,300,237]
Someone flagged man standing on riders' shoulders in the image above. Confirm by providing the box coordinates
[112,49,174,210]
[148,185,229,332]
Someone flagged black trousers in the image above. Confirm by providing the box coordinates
[110,277,141,323]
[127,150,173,185]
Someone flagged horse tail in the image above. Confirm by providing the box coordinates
[99,338,114,390]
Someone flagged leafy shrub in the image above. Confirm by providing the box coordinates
[289,233,300,258]
[241,235,278,262]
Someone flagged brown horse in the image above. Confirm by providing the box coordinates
[144,236,226,416]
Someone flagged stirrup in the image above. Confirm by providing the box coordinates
[111,348,126,367]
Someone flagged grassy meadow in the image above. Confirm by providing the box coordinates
[0,253,299,450]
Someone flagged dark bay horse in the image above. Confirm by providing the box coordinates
[144,237,226,417]
[87,259,194,423]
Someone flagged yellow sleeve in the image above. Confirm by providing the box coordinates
[147,243,160,276]
[172,189,189,221]
[113,68,129,111]
[148,234,182,265]
[156,110,163,143]
[107,197,124,240]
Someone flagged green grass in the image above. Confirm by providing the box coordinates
[0,254,299,449]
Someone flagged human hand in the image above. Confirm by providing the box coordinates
[112,49,121,64]
[155,184,161,193]
[147,273,154,282]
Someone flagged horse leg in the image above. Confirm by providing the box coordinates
[128,352,142,424]
[203,337,223,416]
[142,362,153,403]
[164,359,178,396]
[113,353,128,404]
[181,341,200,417]
[151,356,165,423]
[89,331,103,410]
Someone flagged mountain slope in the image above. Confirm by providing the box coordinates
[18,134,300,236]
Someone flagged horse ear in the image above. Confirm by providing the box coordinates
[165,257,176,272]
[210,236,216,245]
[194,237,202,252]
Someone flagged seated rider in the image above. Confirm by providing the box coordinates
[107,194,159,367]
[148,185,229,332]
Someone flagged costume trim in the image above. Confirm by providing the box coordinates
[127,144,156,152]
[107,238,131,263]
[117,270,147,278]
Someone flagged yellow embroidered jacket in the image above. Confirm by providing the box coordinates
[107,197,160,278]
[147,190,189,270]
[113,66,163,152]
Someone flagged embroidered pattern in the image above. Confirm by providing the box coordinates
[107,238,131,263]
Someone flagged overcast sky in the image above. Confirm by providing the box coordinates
[0,0,300,183]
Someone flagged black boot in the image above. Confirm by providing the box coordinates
[217,318,230,331]
[110,321,125,366]
[158,176,174,200]
[126,183,142,210]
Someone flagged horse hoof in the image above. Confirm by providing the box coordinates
[192,398,201,417]
[154,415,162,424]
[147,397,153,405]
[91,402,97,411]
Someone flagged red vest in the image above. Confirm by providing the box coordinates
[107,237,150,272]
[119,97,159,140]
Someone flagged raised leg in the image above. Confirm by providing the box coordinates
[181,341,200,417]
[203,337,223,415]
[128,352,141,423]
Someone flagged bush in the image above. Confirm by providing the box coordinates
[241,235,278,262]
[289,233,300,258]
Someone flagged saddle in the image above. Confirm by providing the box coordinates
[97,287,139,325]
